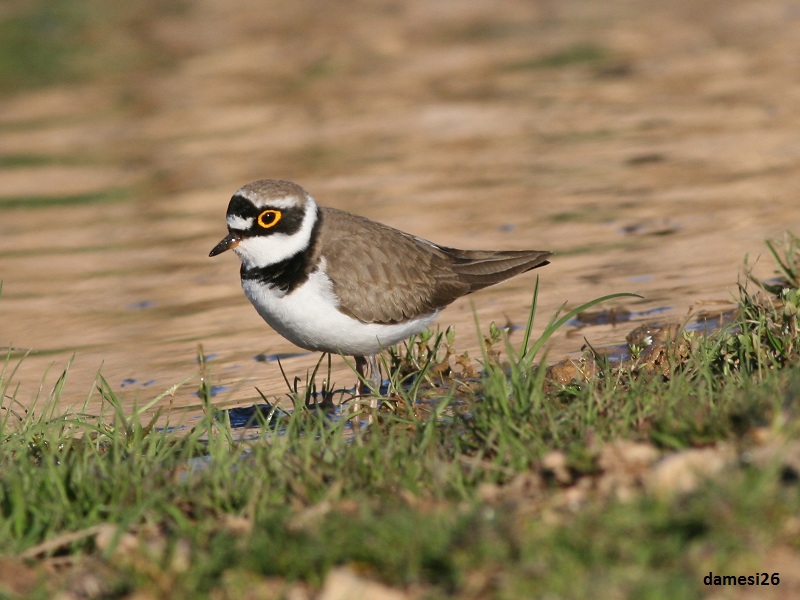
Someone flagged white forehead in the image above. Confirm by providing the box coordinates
[227,215,253,230]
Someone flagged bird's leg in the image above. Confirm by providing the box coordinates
[354,354,381,408]
[355,354,382,393]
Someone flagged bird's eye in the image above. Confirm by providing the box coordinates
[257,209,282,229]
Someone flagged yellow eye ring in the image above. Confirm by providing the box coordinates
[257,209,282,229]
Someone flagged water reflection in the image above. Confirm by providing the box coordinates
[3,0,794,428]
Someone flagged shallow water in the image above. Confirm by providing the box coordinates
[2,0,799,425]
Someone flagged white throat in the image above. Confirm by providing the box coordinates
[233,194,318,269]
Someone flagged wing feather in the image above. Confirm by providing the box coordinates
[318,208,551,324]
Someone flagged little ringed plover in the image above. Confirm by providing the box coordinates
[210,179,552,393]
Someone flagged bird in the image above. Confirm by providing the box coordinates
[210,179,552,396]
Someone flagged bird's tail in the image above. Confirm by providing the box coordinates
[442,248,552,292]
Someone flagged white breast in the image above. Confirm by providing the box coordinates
[241,264,439,356]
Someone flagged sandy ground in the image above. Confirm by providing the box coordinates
[2,0,800,420]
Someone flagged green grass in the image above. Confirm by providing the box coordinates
[2,234,800,599]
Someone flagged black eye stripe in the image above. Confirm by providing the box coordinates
[262,206,305,235]
[225,196,309,236]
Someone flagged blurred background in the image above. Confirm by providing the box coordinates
[2,0,799,418]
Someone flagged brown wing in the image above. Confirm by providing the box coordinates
[318,207,551,324]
